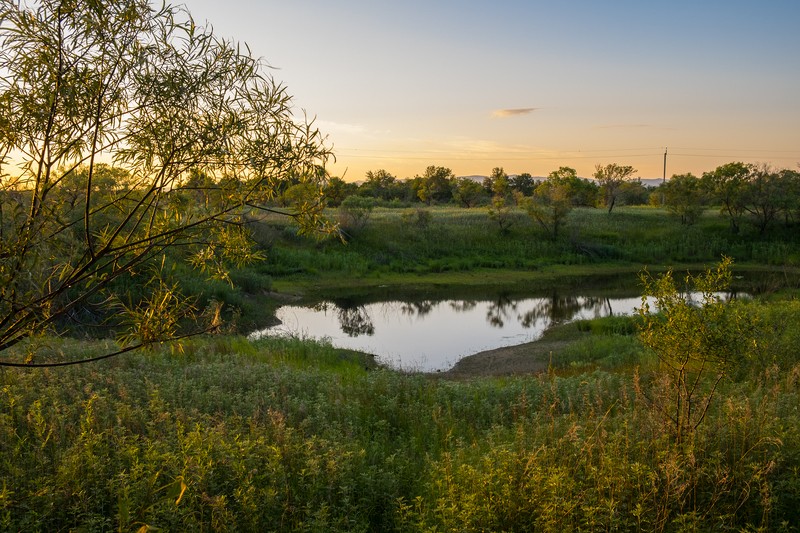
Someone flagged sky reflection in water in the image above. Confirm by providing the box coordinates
[251,294,645,372]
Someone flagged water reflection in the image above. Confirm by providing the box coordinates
[400,300,436,317]
[251,292,658,372]
[486,294,516,328]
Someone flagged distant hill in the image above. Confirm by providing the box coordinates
[639,178,665,188]
[456,175,486,183]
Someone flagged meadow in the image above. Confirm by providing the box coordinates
[3,302,800,531]
[3,205,800,531]
[260,205,799,283]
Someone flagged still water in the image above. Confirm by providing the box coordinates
[250,293,648,372]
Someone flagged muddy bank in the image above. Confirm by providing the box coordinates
[440,338,570,378]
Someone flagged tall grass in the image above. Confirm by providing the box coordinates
[253,206,800,285]
[3,296,800,531]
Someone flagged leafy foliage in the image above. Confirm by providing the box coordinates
[415,166,455,205]
[662,173,705,225]
[593,163,637,213]
[487,195,515,233]
[0,0,332,365]
[524,167,577,239]
[638,257,761,443]
[452,177,486,208]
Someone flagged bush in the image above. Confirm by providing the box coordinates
[338,195,378,238]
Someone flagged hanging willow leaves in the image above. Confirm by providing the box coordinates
[0,0,333,366]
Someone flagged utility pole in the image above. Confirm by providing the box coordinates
[662,147,668,184]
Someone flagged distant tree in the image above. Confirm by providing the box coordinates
[323,176,357,207]
[280,182,322,211]
[488,167,511,200]
[618,179,650,206]
[571,178,600,207]
[662,173,705,225]
[702,163,800,234]
[701,162,752,234]
[390,178,418,203]
[546,167,576,204]
[546,166,577,184]
[417,166,455,204]
[482,167,506,196]
[594,163,637,213]
[544,167,599,207]
[742,165,785,235]
[408,176,426,204]
[509,172,537,196]
[0,0,332,366]
[525,174,572,240]
[525,187,572,240]
[487,195,515,233]
[778,168,800,225]
[359,169,397,201]
[452,177,486,208]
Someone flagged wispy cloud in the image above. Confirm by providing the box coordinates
[595,123,653,129]
[492,108,539,118]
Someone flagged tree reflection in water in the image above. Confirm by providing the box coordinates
[449,300,477,312]
[518,294,612,328]
[313,302,375,337]
[316,294,622,336]
[338,306,375,336]
[399,300,436,317]
[485,294,518,328]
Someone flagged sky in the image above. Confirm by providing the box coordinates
[180,0,800,181]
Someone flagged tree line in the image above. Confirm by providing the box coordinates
[323,162,800,239]
[319,165,646,210]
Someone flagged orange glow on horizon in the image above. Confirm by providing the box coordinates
[328,149,800,181]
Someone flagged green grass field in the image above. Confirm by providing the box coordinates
[255,205,800,288]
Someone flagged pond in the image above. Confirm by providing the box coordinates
[250,291,651,372]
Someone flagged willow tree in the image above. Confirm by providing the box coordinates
[0,0,332,366]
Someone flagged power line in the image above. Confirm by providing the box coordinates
[335,146,799,160]
[335,151,799,162]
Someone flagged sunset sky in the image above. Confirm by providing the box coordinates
[181,0,800,181]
